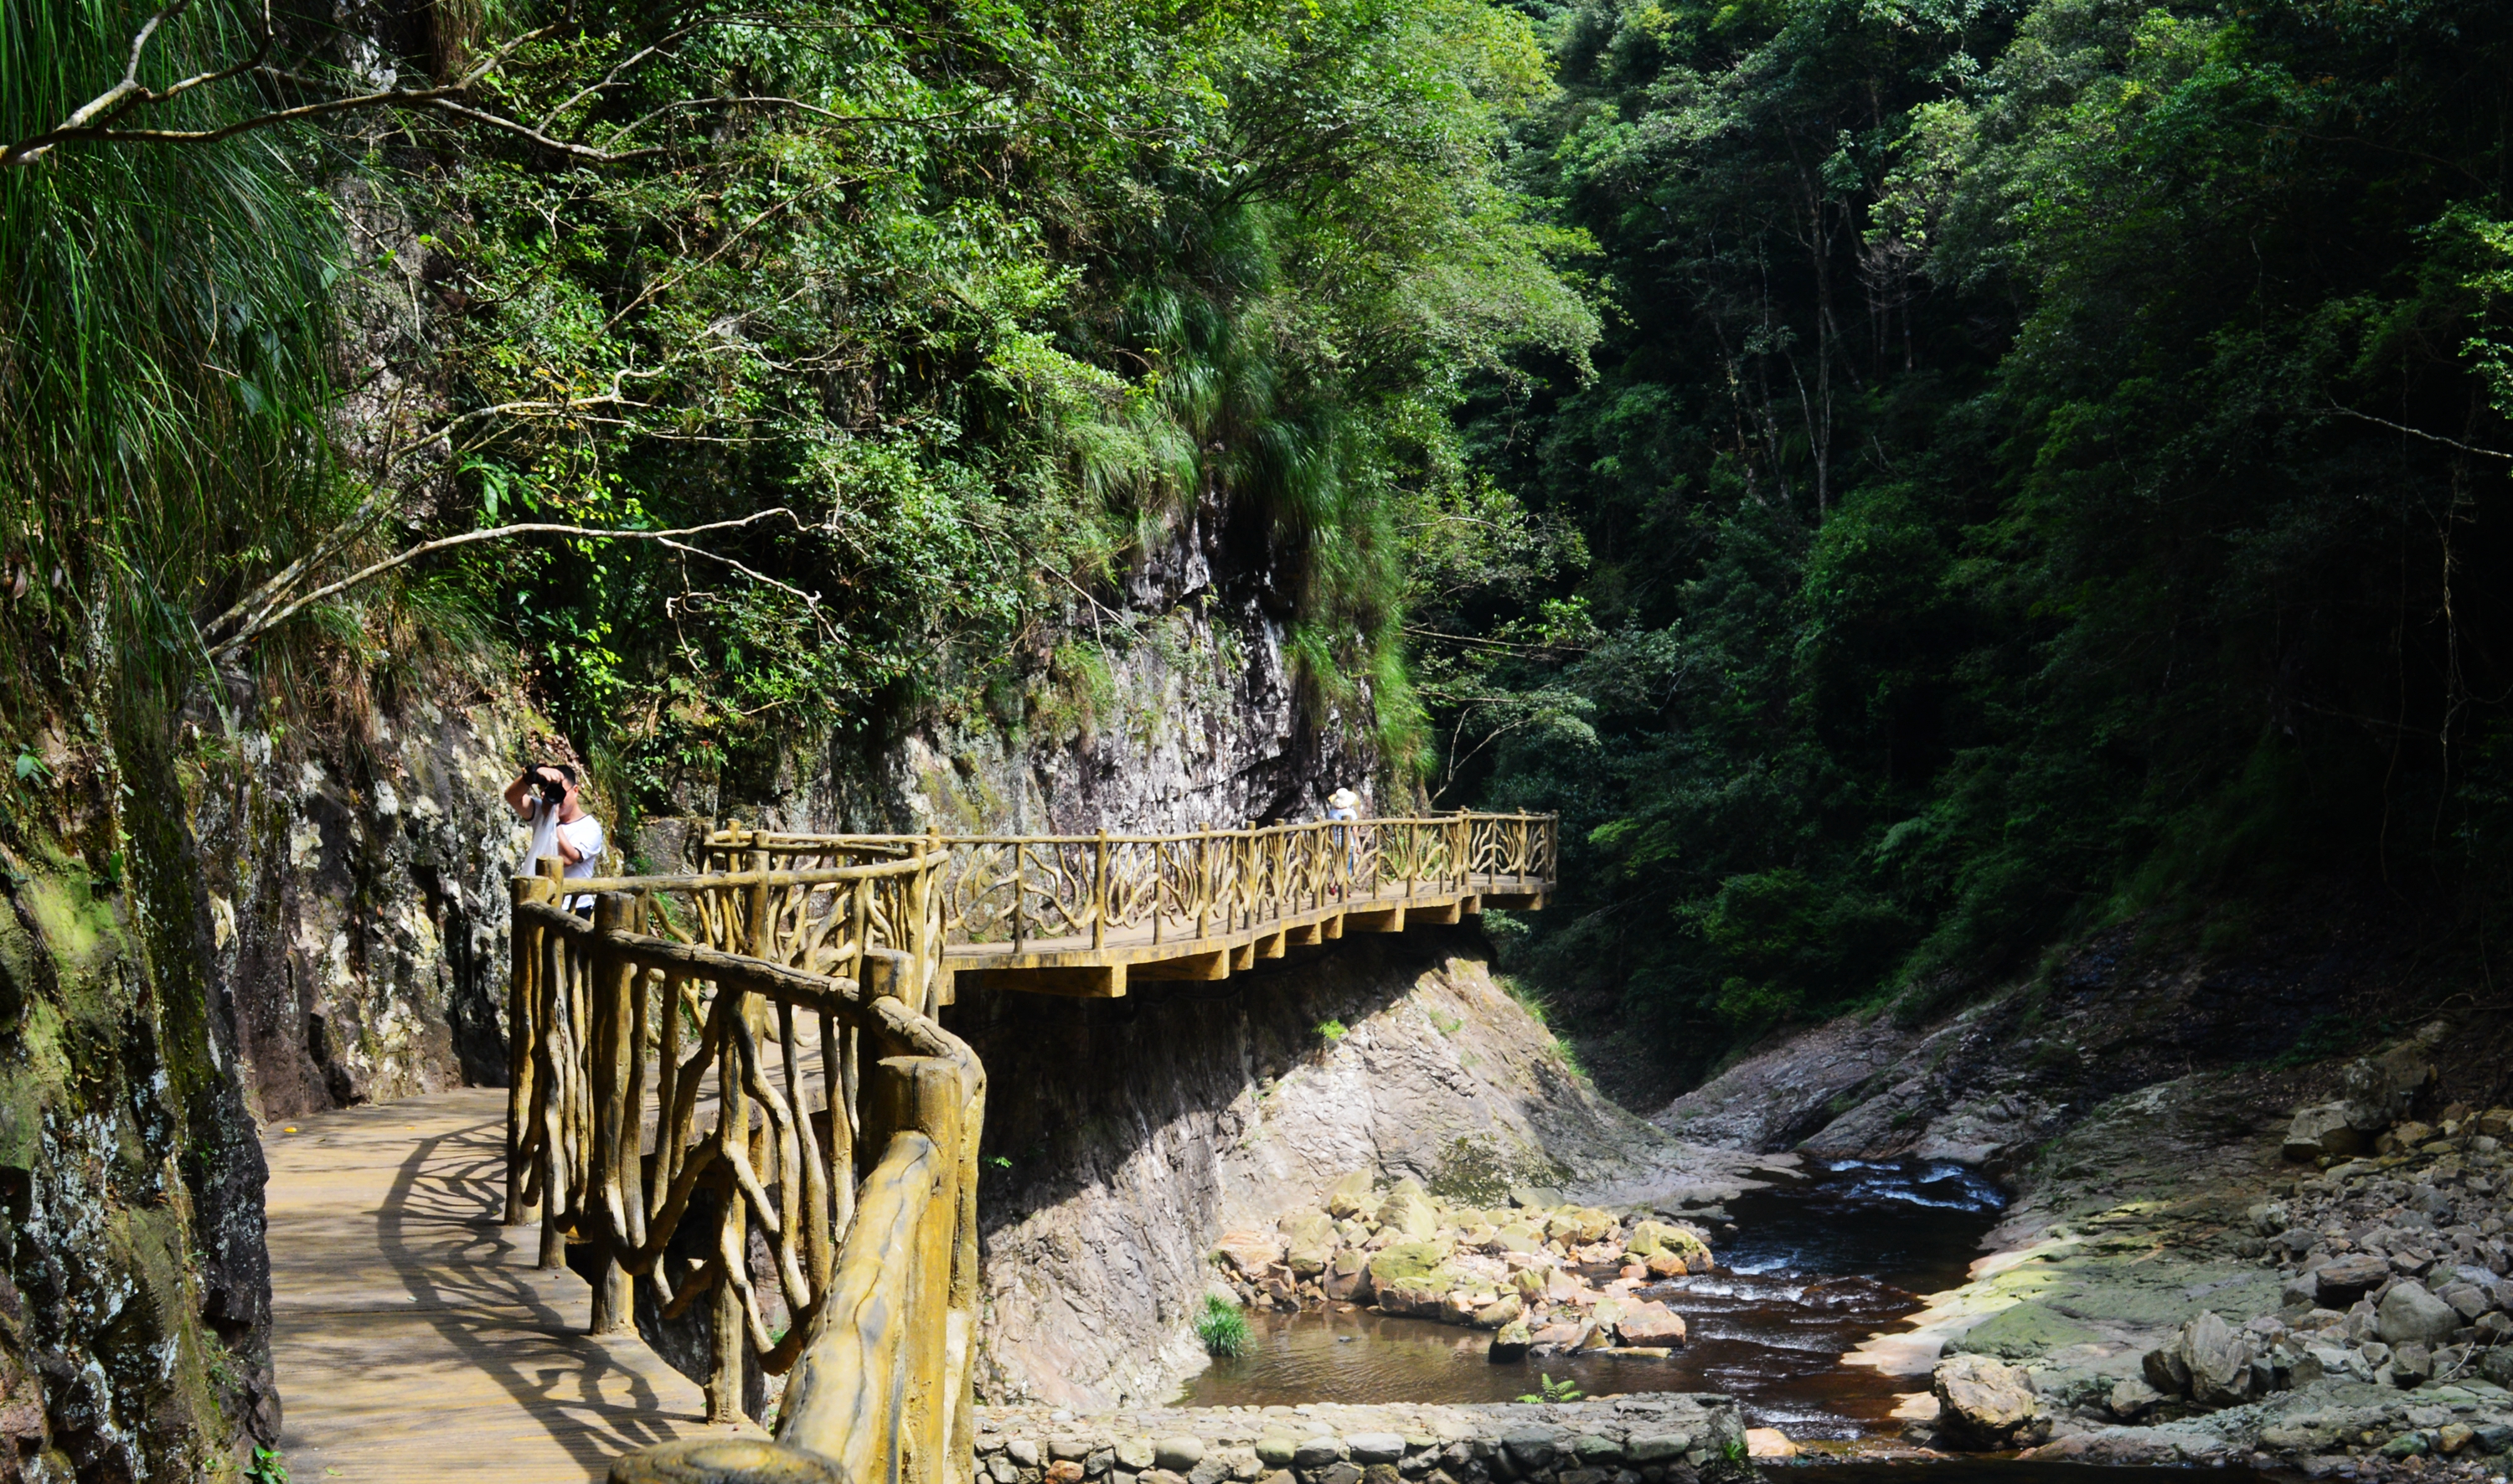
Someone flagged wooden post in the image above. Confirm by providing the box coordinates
[589,892,635,1333]
[506,874,553,1227]
[862,1056,962,1484]
[709,1028,750,1424]
[1195,828,1210,940]
[1010,841,1024,954]
[535,858,568,1270]
[1091,829,1108,950]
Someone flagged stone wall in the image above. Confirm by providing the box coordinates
[973,1395,1754,1484]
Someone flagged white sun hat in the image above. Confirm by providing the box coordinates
[1327,787,1360,810]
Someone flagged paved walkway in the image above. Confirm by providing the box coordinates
[266,1090,756,1483]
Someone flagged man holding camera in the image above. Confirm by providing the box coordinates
[504,762,606,908]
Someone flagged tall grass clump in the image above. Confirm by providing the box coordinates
[1193,1295,1250,1358]
[0,0,342,715]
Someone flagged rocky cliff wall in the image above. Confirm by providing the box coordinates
[181,678,546,1121]
[948,929,1740,1411]
[0,729,278,1481]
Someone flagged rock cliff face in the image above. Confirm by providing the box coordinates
[637,518,1386,858]
[0,733,279,1480]
[188,683,543,1120]
[949,930,1707,1410]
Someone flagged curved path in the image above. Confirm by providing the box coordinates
[265,1090,757,1482]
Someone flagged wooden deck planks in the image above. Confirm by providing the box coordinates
[266,1090,759,1484]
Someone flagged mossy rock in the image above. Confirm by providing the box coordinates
[1367,1241,1447,1286]
[1944,1301,2103,1361]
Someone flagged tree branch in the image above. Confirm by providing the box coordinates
[208,508,808,662]
[2325,402,2513,461]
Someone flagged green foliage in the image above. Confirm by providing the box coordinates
[0,0,340,719]
[1194,1295,1251,1358]
[1441,0,2513,1080]
[1315,1018,1348,1043]
[1517,1372,1583,1404]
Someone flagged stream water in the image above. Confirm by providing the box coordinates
[1175,1160,2010,1441]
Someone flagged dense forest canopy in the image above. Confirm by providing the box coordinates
[1437,0,2513,1085]
[8,0,2513,1090]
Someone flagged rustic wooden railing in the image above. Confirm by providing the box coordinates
[505,848,982,1484]
[702,812,1557,954]
[512,812,1552,1484]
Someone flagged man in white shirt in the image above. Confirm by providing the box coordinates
[504,762,606,909]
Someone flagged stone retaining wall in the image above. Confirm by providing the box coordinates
[973,1396,1755,1484]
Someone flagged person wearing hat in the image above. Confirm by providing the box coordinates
[1325,786,1360,894]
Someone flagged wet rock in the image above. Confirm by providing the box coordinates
[1255,1440,1297,1469]
[2376,1280,2459,1346]
[1489,1318,1531,1362]
[1644,1250,1688,1279]
[1933,1353,2050,1449]
[1473,1295,1523,1330]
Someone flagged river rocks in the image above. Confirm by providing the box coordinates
[2314,1251,2393,1303]
[2377,1280,2461,1346]
[1932,1353,2049,1449]
[976,1398,1752,1484]
[1211,1181,1715,1370]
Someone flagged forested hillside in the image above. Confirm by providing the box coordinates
[1434,0,2513,1089]
[9,0,2513,1159]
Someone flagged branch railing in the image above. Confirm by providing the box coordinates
[516,813,1550,1484]
[508,849,981,1484]
[704,812,1556,954]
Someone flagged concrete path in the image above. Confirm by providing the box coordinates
[266,1089,756,1483]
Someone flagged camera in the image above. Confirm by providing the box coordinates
[521,768,568,806]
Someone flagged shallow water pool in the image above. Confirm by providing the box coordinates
[1174,1159,2008,1440]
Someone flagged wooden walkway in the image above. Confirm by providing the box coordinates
[267,1090,760,1482]
[946,874,1545,997]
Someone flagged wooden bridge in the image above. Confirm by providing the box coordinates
[274,813,1552,1484]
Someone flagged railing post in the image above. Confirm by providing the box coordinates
[506,873,553,1227]
[1195,827,1211,939]
[588,891,635,1334]
[1010,840,1025,955]
[861,1056,962,1484]
[1091,828,1108,950]
[536,858,569,1270]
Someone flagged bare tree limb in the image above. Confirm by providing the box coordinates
[208,508,808,662]
[2326,402,2513,461]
